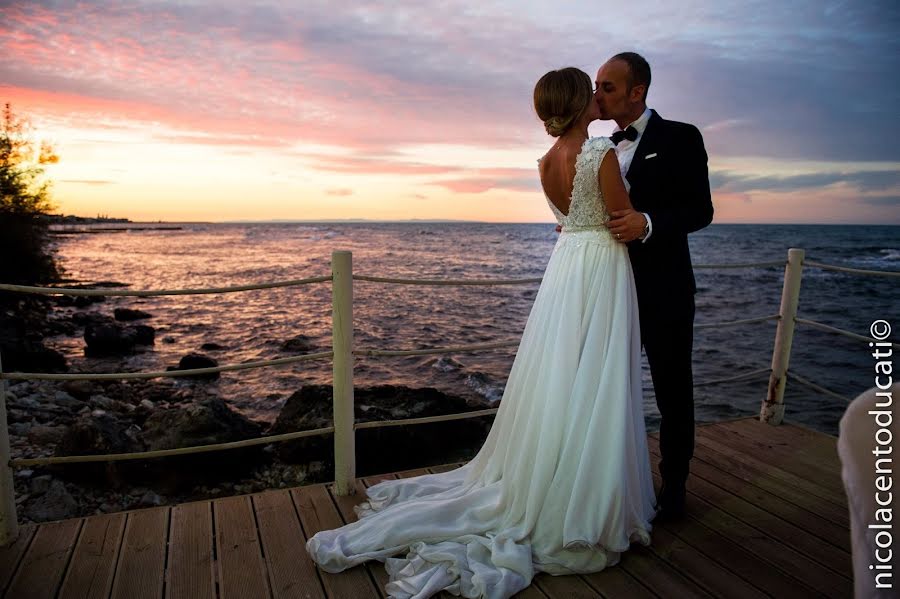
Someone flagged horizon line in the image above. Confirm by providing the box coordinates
[49,217,900,226]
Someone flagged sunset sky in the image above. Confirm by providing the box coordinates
[2,1,898,223]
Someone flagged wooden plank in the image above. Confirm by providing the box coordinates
[650,438,850,550]
[618,544,713,598]
[692,433,848,525]
[646,524,768,598]
[253,489,325,599]
[110,507,169,599]
[58,513,126,599]
[0,524,35,594]
[166,501,215,599]
[580,566,657,599]
[531,571,602,598]
[695,426,847,509]
[732,418,839,446]
[292,484,380,599]
[651,470,850,598]
[214,495,270,599]
[646,446,852,578]
[330,478,389,599]
[713,421,844,492]
[7,518,81,599]
[650,471,822,598]
[712,419,844,473]
[698,424,846,500]
[428,463,461,474]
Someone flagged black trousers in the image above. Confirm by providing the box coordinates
[638,291,696,488]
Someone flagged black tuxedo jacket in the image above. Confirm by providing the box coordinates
[624,110,713,301]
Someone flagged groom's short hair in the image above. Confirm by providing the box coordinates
[611,52,651,102]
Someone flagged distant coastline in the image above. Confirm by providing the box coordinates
[42,214,133,225]
[39,215,900,226]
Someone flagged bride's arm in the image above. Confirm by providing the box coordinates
[598,150,633,214]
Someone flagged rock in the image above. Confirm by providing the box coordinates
[53,390,84,409]
[269,384,494,475]
[29,475,53,496]
[74,295,105,308]
[131,325,155,345]
[27,425,67,446]
[12,396,40,410]
[280,335,314,352]
[137,491,163,507]
[139,398,267,492]
[166,353,219,379]
[0,296,67,372]
[162,336,176,344]
[84,321,155,356]
[90,395,118,410]
[25,480,78,521]
[139,399,154,410]
[114,308,153,321]
[9,422,32,436]
[200,342,226,351]
[54,412,144,485]
[71,312,111,328]
[62,379,94,401]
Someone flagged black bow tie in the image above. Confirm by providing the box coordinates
[611,126,638,145]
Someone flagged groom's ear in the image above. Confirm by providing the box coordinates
[629,84,646,103]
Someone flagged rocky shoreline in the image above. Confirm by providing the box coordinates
[1,286,496,524]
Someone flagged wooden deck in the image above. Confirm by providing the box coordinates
[0,417,853,598]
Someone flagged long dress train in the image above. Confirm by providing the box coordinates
[305,136,657,598]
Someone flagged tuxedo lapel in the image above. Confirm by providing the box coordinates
[625,109,663,186]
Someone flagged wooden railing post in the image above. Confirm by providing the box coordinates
[331,251,356,495]
[0,353,19,545]
[761,247,805,425]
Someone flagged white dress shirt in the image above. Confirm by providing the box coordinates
[612,107,653,242]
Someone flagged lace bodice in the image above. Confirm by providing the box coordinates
[538,136,615,229]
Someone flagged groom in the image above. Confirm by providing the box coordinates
[595,52,714,521]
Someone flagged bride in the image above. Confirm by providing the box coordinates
[305,67,657,599]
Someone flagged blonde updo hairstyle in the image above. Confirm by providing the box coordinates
[534,67,594,137]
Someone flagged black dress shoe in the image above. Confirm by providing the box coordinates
[653,481,686,522]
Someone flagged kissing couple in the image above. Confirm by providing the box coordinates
[305,51,714,599]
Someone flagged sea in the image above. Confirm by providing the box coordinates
[41,222,899,436]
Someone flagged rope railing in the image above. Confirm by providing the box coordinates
[8,364,777,468]
[804,260,900,278]
[0,275,332,297]
[9,425,336,468]
[692,260,785,269]
[794,317,900,349]
[786,371,853,403]
[354,341,521,357]
[692,366,771,387]
[0,246,896,544]
[0,351,334,381]
[694,314,779,329]
[353,274,543,286]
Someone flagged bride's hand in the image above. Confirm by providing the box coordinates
[555,225,562,233]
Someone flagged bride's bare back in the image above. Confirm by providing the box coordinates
[538,141,584,216]
[539,138,632,218]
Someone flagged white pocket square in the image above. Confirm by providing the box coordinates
[644,153,658,159]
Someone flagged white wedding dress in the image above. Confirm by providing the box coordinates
[306,136,657,598]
